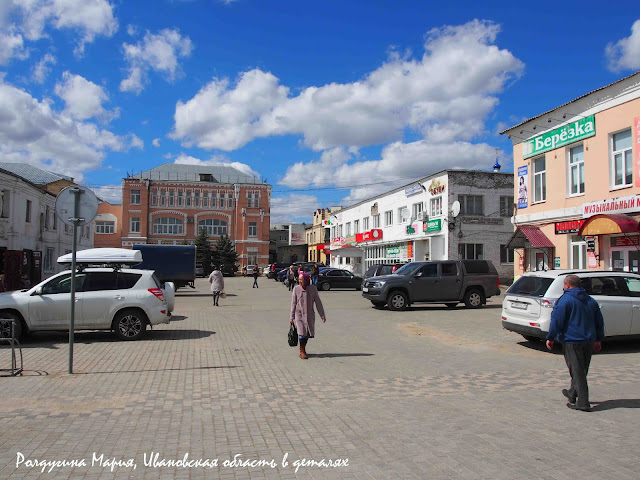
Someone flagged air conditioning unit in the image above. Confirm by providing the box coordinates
[422,212,429,222]
[187,217,194,224]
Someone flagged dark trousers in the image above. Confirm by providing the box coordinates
[253,276,258,288]
[212,291,220,305]
[563,343,593,408]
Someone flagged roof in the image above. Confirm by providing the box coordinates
[0,162,73,185]
[506,225,555,249]
[129,163,266,185]
[500,70,640,134]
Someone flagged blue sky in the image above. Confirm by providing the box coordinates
[1,0,639,223]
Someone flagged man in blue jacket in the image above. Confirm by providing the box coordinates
[546,274,604,412]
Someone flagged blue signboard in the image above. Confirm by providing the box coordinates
[517,165,528,209]
[404,183,423,196]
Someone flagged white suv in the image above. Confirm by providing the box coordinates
[501,270,640,342]
[0,267,172,341]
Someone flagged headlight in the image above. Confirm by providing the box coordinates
[371,281,385,288]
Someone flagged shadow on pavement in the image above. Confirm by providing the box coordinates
[518,339,640,355]
[19,329,216,345]
[309,353,374,358]
[176,293,237,297]
[77,365,241,375]
[590,399,640,411]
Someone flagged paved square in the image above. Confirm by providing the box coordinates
[1,276,640,479]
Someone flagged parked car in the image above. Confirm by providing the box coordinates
[247,265,260,275]
[195,263,205,277]
[362,260,500,311]
[267,262,291,279]
[363,263,406,281]
[0,267,172,341]
[501,270,640,342]
[317,268,363,291]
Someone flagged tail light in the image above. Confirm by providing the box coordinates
[540,298,554,308]
[497,278,500,289]
[148,288,165,302]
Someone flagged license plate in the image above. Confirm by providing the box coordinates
[362,287,368,292]
[510,301,527,310]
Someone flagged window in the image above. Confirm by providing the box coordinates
[568,144,585,195]
[153,217,183,235]
[398,206,410,224]
[247,247,258,265]
[247,191,260,208]
[412,202,423,221]
[130,217,140,233]
[26,200,32,222]
[0,190,9,218]
[42,272,86,294]
[354,220,360,234]
[186,191,192,207]
[52,212,57,230]
[458,195,483,215]
[441,263,458,276]
[372,214,380,228]
[169,190,174,206]
[612,129,632,188]
[338,224,343,237]
[384,210,393,226]
[151,190,157,206]
[44,247,55,273]
[130,190,141,205]
[362,217,369,231]
[500,196,514,217]
[95,221,115,234]
[570,235,586,269]
[200,173,213,182]
[458,243,484,260]
[177,191,183,206]
[211,193,216,208]
[533,156,546,203]
[160,190,166,206]
[227,193,233,208]
[195,192,200,207]
[45,206,50,229]
[500,245,515,264]
[419,264,438,277]
[203,194,208,207]
[430,196,442,217]
[198,218,228,236]
[248,222,257,237]
[331,226,336,239]
[346,222,351,236]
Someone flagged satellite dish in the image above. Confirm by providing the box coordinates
[451,200,460,218]
[55,186,98,226]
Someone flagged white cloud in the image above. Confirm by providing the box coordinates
[171,20,523,151]
[54,71,118,121]
[606,19,640,72]
[270,193,319,223]
[152,137,161,147]
[173,153,262,179]
[32,53,56,83]
[0,27,28,65]
[0,78,140,181]
[91,184,122,204]
[120,28,193,94]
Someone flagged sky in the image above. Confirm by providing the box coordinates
[1,0,640,224]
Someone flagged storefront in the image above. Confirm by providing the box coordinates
[578,212,640,272]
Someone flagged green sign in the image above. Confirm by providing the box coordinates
[345,235,356,245]
[406,224,416,235]
[523,115,595,159]
[387,246,400,257]
[423,219,442,232]
[554,257,561,268]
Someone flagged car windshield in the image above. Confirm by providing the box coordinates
[394,263,422,276]
[507,276,554,297]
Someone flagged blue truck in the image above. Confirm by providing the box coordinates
[133,244,196,289]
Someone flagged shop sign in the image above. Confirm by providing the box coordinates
[331,237,344,247]
[361,229,383,242]
[554,257,561,268]
[317,244,330,252]
[355,233,364,243]
[585,236,596,252]
[610,236,640,247]
[555,219,585,235]
[322,220,331,227]
[635,116,640,187]
[406,222,421,235]
[523,115,595,159]
[582,195,640,217]
[407,242,414,259]
[404,183,423,196]
[427,179,445,195]
[387,246,401,257]
[588,252,598,268]
[345,235,356,245]
[517,165,528,209]
[423,219,442,232]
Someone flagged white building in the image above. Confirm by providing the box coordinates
[0,164,93,289]
[330,170,515,283]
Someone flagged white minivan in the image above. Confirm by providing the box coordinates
[501,270,640,342]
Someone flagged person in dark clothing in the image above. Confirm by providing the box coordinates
[252,266,259,288]
[546,274,604,412]
[286,265,296,291]
[311,263,319,287]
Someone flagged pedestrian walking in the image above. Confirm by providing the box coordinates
[546,274,604,412]
[286,265,296,291]
[290,273,326,359]
[252,265,259,288]
[311,263,319,287]
[242,265,247,277]
[208,265,225,306]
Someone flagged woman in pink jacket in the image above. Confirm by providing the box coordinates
[290,273,326,359]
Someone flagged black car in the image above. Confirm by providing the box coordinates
[317,268,363,291]
[267,262,292,279]
[363,263,405,280]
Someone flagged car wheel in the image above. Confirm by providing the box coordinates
[112,309,147,341]
[387,291,408,311]
[445,303,457,309]
[522,335,541,343]
[320,282,331,291]
[371,301,386,308]
[0,312,23,340]
[463,289,484,309]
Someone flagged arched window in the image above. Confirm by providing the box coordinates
[198,218,227,236]
[153,217,183,235]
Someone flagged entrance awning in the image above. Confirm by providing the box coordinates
[578,214,639,235]
[506,225,555,249]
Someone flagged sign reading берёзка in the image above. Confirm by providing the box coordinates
[523,115,595,159]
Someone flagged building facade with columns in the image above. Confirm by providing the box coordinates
[501,71,640,275]
[120,164,271,269]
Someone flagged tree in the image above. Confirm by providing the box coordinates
[194,228,213,275]
[213,235,238,272]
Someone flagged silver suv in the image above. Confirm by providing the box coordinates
[0,267,172,341]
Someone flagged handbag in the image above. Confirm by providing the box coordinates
[288,323,298,347]
[220,291,226,299]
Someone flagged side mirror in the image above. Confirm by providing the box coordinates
[32,286,43,296]
[414,272,423,278]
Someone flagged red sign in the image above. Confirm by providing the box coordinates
[355,233,364,243]
[635,116,640,187]
[555,219,586,235]
[360,229,383,242]
[610,236,640,247]
[316,244,330,252]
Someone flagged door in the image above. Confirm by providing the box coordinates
[81,271,122,327]
[28,272,86,329]
[623,276,640,335]
[411,263,439,301]
[583,275,631,337]
[629,251,640,274]
[436,262,461,300]
[3,250,22,291]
